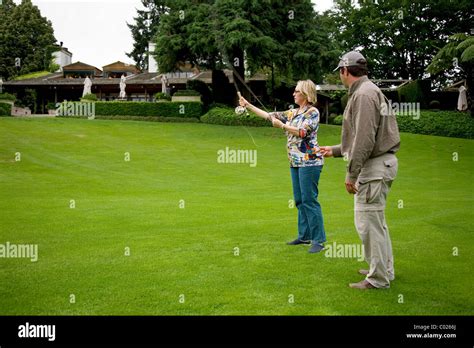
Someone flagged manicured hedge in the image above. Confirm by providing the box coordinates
[329,111,472,138]
[94,101,203,118]
[155,92,171,101]
[173,89,200,96]
[200,107,271,127]
[333,115,343,125]
[397,111,473,139]
[81,93,98,101]
[0,102,12,116]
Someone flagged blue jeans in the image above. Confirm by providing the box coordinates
[290,166,326,244]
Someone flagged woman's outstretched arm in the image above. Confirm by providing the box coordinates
[239,95,271,120]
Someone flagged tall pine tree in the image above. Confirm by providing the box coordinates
[147,0,337,103]
[126,0,168,71]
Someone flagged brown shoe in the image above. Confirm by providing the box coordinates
[359,269,395,281]
[349,280,376,289]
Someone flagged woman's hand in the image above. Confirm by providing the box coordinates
[239,96,249,108]
[272,118,284,129]
[237,95,269,120]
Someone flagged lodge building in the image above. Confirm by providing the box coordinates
[2,43,348,118]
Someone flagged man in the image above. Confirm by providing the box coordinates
[320,51,400,290]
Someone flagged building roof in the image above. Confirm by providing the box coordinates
[63,62,102,76]
[3,72,162,86]
[102,61,140,74]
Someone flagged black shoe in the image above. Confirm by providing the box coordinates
[309,243,324,253]
[287,239,311,245]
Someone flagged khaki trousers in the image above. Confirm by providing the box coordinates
[354,153,398,288]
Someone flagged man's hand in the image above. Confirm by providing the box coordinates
[272,118,284,129]
[345,180,358,194]
[319,146,333,157]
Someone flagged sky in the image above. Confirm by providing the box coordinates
[17,0,336,69]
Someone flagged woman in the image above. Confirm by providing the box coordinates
[239,80,326,253]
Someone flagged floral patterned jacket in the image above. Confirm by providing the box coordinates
[269,105,324,167]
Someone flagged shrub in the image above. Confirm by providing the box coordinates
[81,93,98,101]
[200,107,270,127]
[173,89,201,96]
[46,102,57,110]
[0,102,12,116]
[155,92,171,101]
[397,111,473,139]
[327,113,337,124]
[94,101,203,118]
[0,93,16,101]
[332,115,343,125]
[14,100,25,107]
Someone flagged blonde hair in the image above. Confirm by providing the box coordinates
[296,80,317,104]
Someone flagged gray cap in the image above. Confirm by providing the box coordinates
[333,51,367,71]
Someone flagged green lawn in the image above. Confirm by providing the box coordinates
[0,117,472,315]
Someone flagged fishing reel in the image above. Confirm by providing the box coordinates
[235,92,250,117]
[235,106,248,116]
